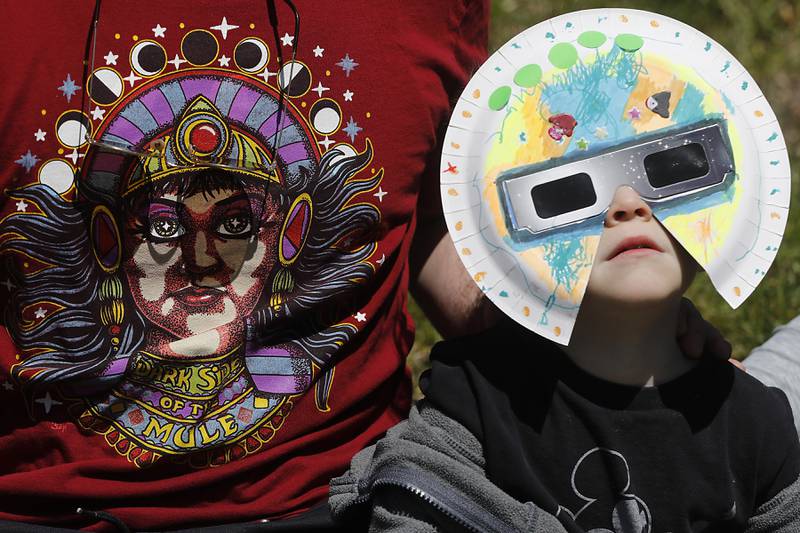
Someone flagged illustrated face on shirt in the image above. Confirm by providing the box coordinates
[585,186,697,306]
[122,177,280,357]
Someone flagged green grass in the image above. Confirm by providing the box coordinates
[408,0,800,386]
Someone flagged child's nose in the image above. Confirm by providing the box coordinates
[604,186,652,227]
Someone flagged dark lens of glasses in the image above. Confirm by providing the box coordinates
[531,172,597,219]
[644,143,710,188]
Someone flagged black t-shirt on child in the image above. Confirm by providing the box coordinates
[421,321,800,533]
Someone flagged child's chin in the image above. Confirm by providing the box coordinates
[590,271,683,306]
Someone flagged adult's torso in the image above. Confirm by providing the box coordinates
[0,1,486,529]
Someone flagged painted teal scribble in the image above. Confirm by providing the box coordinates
[538,237,593,325]
[721,60,731,74]
[546,31,555,40]
[770,160,780,166]
[704,41,712,51]
[721,92,736,115]
[539,46,644,153]
[499,291,509,297]
[770,188,780,196]
[671,83,706,124]
[767,132,778,142]
[741,81,749,91]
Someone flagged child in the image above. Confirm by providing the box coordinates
[330,9,800,532]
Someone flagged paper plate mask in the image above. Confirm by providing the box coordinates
[441,8,791,344]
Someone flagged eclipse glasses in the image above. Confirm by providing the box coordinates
[497,120,735,241]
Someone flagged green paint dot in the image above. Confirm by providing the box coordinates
[488,86,511,111]
[615,33,644,52]
[513,64,542,88]
[578,30,606,49]
[548,43,578,69]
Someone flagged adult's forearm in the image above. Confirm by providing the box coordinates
[409,227,498,339]
[746,315,800,436]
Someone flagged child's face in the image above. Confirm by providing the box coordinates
[585,186,697,306]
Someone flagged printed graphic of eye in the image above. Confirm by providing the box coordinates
[217,215,252,237]
[149,217,184,240]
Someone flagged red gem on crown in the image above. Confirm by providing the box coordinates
[190,123,221,154]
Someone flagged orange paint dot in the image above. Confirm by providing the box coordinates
[57,148,64,155]
[755,110,764,118]
[366,112,371,118]
[249,23,256,29]
[450,142,461,149]
[455,221,463,231]
[40,109,47,116]
[461,248,471,256]
[447,188,459,196]
[620,15,629,22]
[650,20,660,27]
[132,35,139,41]
[770,212,781,220]
[462,110,472,118]
[734,286,742,297]
[179,22,185,29]
[523,306,530,317]
[474,272,486,282]
[554,327,562,336]
[472,89,481,99]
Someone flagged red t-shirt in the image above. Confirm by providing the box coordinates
[0,1,488,530]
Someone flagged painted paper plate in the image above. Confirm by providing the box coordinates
[441,8,790,344]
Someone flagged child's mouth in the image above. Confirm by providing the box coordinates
[609,236,663,260]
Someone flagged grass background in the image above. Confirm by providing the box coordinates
[408,0,800,391]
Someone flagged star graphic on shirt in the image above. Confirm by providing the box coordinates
[354,312,367,323]
[594,126,608,139]
[1,381,13,391]
[90,106,106,121]
[343,117,362,142]
[318,136,334,151]
[152,23,166,38]
[628,106,641,120]
[104,51,118,65]
[280,32,294,46]
[312,82,329,97]
[259,68,278,84]
[34,307,47,319]
[343,89,354,101]
[211,17,239,40]
[576,137,589,150]
[373,187,387,202]
[336,54,359,77]
[218,54,231,67]
[35,392,63,414]
[34,129,46,142]
[15,150,38,173]
[15,200,29,212]
[58,73,80,103]
[123,71,142,87]
[1,279,15,291]
[313,45,324,57]
[65,149,84,165]
[376,254,386,266]
[168,54,187,70]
